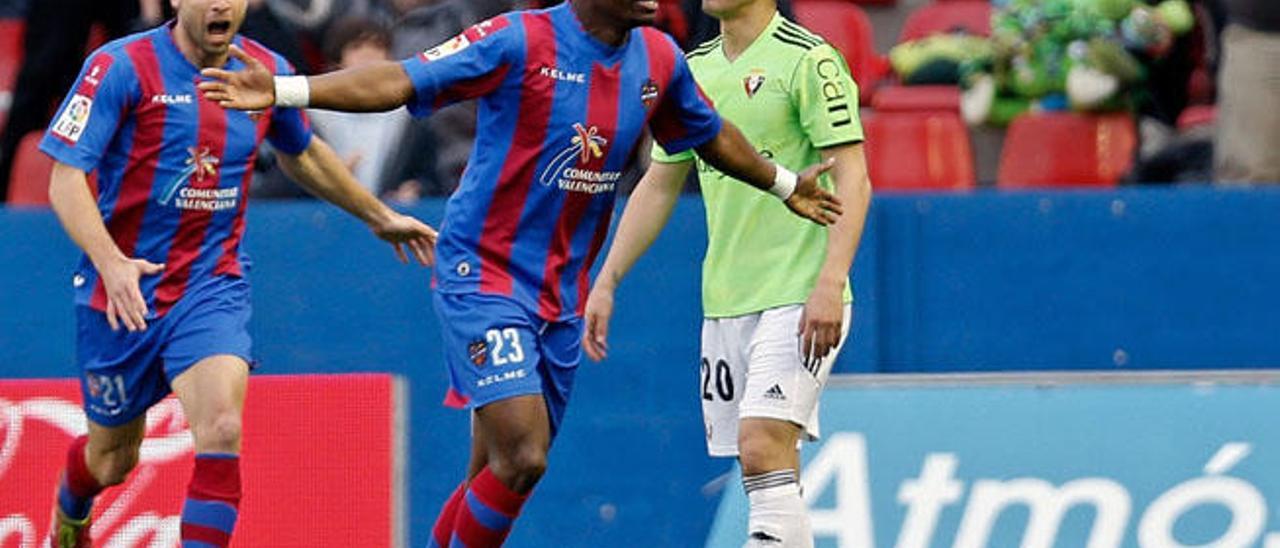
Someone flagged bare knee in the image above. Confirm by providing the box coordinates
[738,421,798,476]
[193,411,243,454]
[489,443,548,493]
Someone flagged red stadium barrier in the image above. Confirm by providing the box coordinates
[0,374,404,547]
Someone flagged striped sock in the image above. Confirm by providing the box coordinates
[180,453,241,548]
[57,435,102,521]
[451,467,528,548]
[428,482,467,548]
[744,469,811,547]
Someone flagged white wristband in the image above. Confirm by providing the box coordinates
[769,165,798,200]
[274,75,310,108]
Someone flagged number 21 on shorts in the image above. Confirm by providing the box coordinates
[485,328,525,366]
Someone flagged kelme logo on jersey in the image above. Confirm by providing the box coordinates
[538,123,620,194]
[744,69,767,98]
[158,146,238,211]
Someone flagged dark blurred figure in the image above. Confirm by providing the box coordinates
[1215,0,1280,182]
[0,0,161,203]
[0,0,26,17]
[239,0,310,72]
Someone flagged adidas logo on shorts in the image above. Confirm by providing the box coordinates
[764,384,786,401]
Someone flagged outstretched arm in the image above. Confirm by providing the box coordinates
[582,160,692,361]
[276,137,438,265]
[695,120,842,225]
[199,46,415,112]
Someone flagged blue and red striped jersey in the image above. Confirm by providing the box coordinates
[40,24,312,317]
[402,3,722,322]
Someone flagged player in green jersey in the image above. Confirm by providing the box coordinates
[581,0,871,545]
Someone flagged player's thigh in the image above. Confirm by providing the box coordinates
[169,355,250,429]
[742,304,852,441]
[473,394,551,455]
[75,306,172,428]
[700,314,756,457]
[536,318,583,438]
[432,293,547,411]
[466,412,490,479]
[163,280,253,437]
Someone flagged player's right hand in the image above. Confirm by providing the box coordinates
[198,45,276,111]
[98,256,165,332]
[785,158,843,226]
[582,285,615,362]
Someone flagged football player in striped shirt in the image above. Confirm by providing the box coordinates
[200,0,844,545]
[582,0,872,545]
[40,1,437,546]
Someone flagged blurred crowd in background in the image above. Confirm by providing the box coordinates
[0,0,1274,205]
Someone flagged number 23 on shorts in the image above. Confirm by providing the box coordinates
[485,327,525,366]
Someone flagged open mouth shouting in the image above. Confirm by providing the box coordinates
[206,19,233,45]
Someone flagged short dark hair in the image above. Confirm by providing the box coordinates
[323,17,393,65]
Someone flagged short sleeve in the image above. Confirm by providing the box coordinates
[399,15,519,118]
[650,140,694,164]
[39,50,137,172]
[648,50,722,155]
[266,59,314,155]
[792,45,863,148]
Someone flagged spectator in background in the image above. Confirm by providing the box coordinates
[308,17,429,201]
[1215,0,1280,182]
[239,0,311,72]
[386,0,517,195]
[0,0,161,203]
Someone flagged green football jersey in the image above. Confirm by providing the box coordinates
[653,13,864,318]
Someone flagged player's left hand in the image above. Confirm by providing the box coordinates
[799,279,844,366]
[785,159,843,226]
[372,213,437,266]
[198,45,276,111]
[582,284,615,362]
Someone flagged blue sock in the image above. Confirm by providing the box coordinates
[180,453,241,548]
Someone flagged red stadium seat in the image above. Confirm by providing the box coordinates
[871,85,961,113]
[8,131,53,206]
[792,0,886,103]
[997,112,1137,188]
[863,112,975,191]
[0,18,24,132]
[0,19,22,91]
[899,1,992,43]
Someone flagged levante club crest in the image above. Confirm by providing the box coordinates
[468,340,488,366]
[744,69,767,98]
[640,79,659,107]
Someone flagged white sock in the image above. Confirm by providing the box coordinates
[743,469,812,548]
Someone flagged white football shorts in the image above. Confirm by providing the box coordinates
[700,303,851,457]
